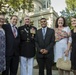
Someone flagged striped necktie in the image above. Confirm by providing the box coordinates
[12,26,17,38]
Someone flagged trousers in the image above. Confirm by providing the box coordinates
[20,56,34,75]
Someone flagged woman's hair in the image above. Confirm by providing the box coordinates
[55,16,67,28]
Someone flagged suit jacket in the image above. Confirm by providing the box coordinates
[18,25,37,58]
[35,27,55,60]
[2,24,20,56]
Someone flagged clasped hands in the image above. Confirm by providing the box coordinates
[40,49,48,54]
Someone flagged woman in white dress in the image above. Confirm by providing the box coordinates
[54,16,72,75]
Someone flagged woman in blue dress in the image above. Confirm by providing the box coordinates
[0,14,6,72]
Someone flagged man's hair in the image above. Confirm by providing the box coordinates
[24,15,30,19]
[40,18,46,21]
[10,15,18,19]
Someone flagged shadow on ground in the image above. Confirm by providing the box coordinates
[33,63,58,70]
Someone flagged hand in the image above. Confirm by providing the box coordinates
[40,49,44,53]
[64,50,69,56]
[42,49,48,54]
[68,32,71,37]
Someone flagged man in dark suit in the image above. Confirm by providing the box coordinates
[35,18,55,75]
[18,16,37,75]
[2,15,20,75]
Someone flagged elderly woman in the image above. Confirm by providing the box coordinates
[0,14,6,72]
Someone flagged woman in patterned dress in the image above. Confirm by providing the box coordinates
[0,14,6,72]
[54,16,72,75]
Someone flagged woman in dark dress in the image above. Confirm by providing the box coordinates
[0,14,6,72]
[71,16,76,75]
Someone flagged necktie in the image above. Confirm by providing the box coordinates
[12,26,17,38]
[42,28,46,39]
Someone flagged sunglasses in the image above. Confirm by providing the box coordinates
[41,21,46,23]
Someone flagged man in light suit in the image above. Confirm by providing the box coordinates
[35,18,55,75]
[2,15,20,75]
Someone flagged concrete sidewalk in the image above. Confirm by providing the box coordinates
[17,59,73,75]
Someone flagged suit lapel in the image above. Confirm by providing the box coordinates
[45,28,49,40]
[8,24,14,36]
[40,29,44,40]
[15,27,18,38]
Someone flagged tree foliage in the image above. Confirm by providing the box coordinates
[60,0,76,29]
[0,0,8,14]
[60,8,71,26]
[66,0,76,11]
[0,0,33,14]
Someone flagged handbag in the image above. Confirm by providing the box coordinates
[56,57,71,70]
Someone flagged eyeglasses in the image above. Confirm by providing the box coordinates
[58,22,63,24]
[0,18,5,21]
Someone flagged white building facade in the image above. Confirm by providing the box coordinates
[28,0,59,29]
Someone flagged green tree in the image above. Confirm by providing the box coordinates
[60,0,76,29]
[60,8,75,29]
[66,0,76,11]
[0,0,33,15]
[0,0,8,14]
[7,0,33,12]
[60,8,71,26]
